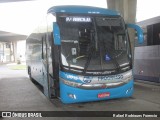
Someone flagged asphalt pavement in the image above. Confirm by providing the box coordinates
[0,63,160,120]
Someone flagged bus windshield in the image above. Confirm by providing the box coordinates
[57,14,132,75]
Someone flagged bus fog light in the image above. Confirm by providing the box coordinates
[68,93,77,99]
[126,87,133,94]
[126,90,129,94]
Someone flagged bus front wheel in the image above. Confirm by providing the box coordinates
[28,67,37,84]
[28,67,32,80]
[28,67,38,85]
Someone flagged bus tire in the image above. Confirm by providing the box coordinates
[28,67,37,84]
[28,66,32,79]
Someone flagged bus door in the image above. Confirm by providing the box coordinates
[51,23,61,98]
[47,31,60,99]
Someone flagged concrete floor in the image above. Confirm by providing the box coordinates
[0,63,160,120]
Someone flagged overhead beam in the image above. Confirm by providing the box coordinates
[0,35,27,42]
[0,0,36,3]
[107,0,137,52]
[0,31,27,42]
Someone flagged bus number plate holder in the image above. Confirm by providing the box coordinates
[98,92,110,98]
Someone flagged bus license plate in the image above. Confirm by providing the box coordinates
[98,92,110,98]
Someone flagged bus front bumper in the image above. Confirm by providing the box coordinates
[60,80,134,104]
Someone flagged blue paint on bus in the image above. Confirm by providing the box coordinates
[48,5,120,16]
[60,80,134,104]
[26,5,143,104]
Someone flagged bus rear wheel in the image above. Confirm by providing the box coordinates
[28,67,32,80]
[28,67,37,84]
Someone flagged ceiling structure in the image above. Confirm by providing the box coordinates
[0,0,107,42]
[0,0,37,42]
[137,16,160,27]
[0,31,27,42]
[0,0,35,3]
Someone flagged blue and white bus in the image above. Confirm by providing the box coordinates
[26,5,143,103]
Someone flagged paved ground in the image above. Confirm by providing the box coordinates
[0,63,160,120]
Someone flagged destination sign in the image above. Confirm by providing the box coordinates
[66,17,92,22]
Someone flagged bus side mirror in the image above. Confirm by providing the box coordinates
[53,22,61,45]
[127,24,144,44]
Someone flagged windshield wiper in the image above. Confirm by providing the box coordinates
[82,29,95,74]
[82,46,94,74]
[82,16,98,74]
[111,54,121,71]
[108,49,121,71]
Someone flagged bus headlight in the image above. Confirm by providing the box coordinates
[124,75,133,82]
[123,70,133,82]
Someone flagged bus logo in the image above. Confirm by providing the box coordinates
[2,112,11,117]
[83,76,93,83]
[66,74,79,80]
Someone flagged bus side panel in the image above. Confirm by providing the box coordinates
[134,46,160,83]
[60,80,133,104]
[26,32,44,86]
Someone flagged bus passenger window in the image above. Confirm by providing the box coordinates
[42,37,47,60]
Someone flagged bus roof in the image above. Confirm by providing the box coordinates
[48,5,120,16]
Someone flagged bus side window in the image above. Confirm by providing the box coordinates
[42,36,47,60]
